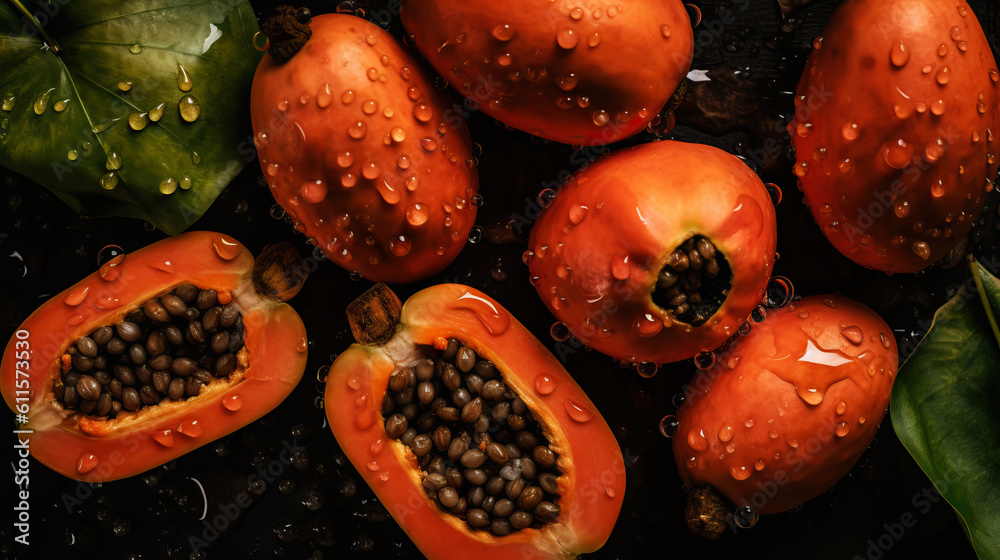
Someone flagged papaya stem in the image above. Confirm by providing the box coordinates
[259,5,312,64]
[252,242,307,302]
[684,484,732,540]
[8,0,62,53]
[347,283,402,346]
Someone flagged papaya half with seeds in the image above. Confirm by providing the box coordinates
[325,283,624,559]
[0,231,308,481]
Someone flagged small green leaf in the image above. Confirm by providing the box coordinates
[891,261,1000,560]
[0,0,262,234]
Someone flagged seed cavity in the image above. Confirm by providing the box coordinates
[652,235,732,326]
[55,285,245,419]
[382,340,562,536]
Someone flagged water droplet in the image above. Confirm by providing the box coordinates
[535,374,556,395]
[300,180,327,204]
[342,90,356,104]
[936,66,951,85]
[792,161,809,177]
[492,23,514,41]
[931,99,946,115]
[53,98,69,112]
[176,63,192,92]
[147,103,166,122]
[1,94,15,111]
[390,127,406,142]
[633,313,663,337]
[550,321,571,342]
[764,276,794,308]
[990,69,999,83]
[592,110,609,126]
[912,240,931,260]
[659,415,679,437]
[842,123,859,140]
[730,465,751,480]
[894,200,911,218]
[452,290,510,335]
[890,41,909,67]
[77,453,99,474]
[565,400,594,423]
[931,183,946,198]
[151,429,174,447]
[405,204,428,226]
[105,151,122,170]
[611,255,630,280]
[694,351,715,370]
[835,422,850,437]
[719,425,735,442]
[637,361,658,378]
[949,25,961,41]
[127,112,148,131]
[362,99,378,115]
[100,172,118,190]
[387,235,411,257]
[178,95,200,122]
[159,177,177,195]
[841,326,864,345]
[750,305,767,323]
[348,121,367,139]
[529,190,556,211]
[177,419,203,437]
[468,225,484,244]
[223,394,243,411]
[212,234,241,260]
[836,401,847,415]
[686,3,702,26]
[881,139,913,169]
[557,29,578,49]
[735,505,758,528]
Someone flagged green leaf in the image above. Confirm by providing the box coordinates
[891,260,1000,560]
[0,0,261,234]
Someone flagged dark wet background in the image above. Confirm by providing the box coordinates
[2,0,999,558]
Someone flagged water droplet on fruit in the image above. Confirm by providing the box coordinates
[912,241,931,260]
[881,139,913,169]
[348,121,367,139]
[764,276,794,308]
[564,400,593,423]
[930,99,945,115]
[633,313,663,337]
[178,95,200,122]
[557,29,578,49]
[659,415,679,438]
[151,429,174,447]
[387,235,411,257]
[890,41,909,67]
[835,422,850,437]
[610,255,630,280]
[76,453,99,474]
[730,465,751,480]
[452,290,510,335]
[592,110,609,126]
[894,201,911,218]
[719,425,734,442]
[223,394,243,411]
[841,326,864,345]
[390,127,406,142]
[212,234,241,260]
[64,285,90,306]
[535,374,556,395]
[662,25,672,38]
[841,123,859,140]
[587,32,601,47]
[177,419,203,437]
[492,23,514,41]
[935,66,951,85]
[362,99,378,115]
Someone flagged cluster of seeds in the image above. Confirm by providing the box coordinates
[654,235,731,325]
[55,284,245,418]
[382,339,562,536]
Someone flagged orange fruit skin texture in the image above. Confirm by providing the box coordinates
[791,0,1000,273]
[250,14,479,283]
[673,295,898,515]
[400,0,693,145]
[527,140,776,364]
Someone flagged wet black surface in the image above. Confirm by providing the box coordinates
[2,0,999,558]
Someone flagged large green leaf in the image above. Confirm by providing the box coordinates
[0,0,261,234]
[891,260,1000,560]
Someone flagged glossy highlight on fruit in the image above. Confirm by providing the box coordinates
[0,232,308,481]
[673,295,897,526]
[250,13,479,283]
[400,0,694,145]
[527,140,777,364]
[790,0,1000,273]
[326,283,624,559]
